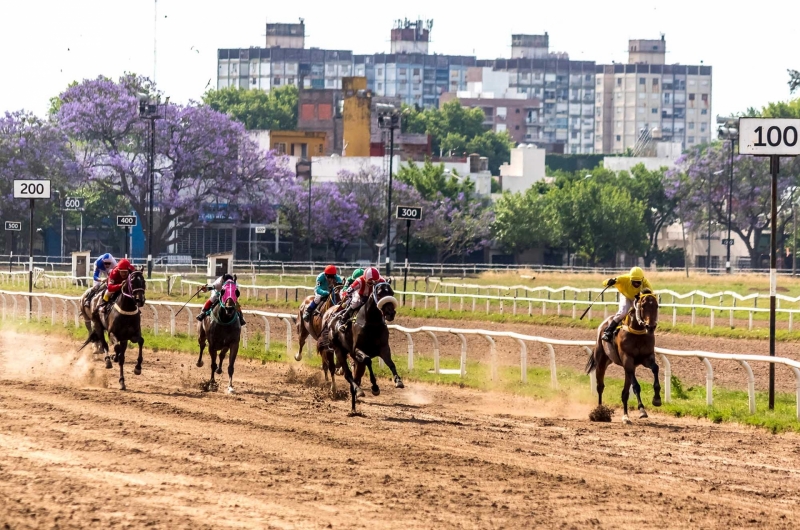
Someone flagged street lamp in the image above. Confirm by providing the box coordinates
[295,159,312,263]
[375,243,385,268]
[717,116,739,273]
[138,93,167,279]
[377,104,401,276]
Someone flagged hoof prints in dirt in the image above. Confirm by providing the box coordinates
[589,405,614,422]
[200,380,219,393]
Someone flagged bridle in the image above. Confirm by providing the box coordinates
[634,292,658,333]
[211,280,239,326]
[122,271,146,306]
[371,281,399,320]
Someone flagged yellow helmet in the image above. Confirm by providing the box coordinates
[629,266,645,281]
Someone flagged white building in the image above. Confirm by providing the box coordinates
[498,144,547,194]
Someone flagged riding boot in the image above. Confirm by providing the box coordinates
[303,300,317,322]
[196,311,207,322]
[602,319,620,342]
[337,306,355,333]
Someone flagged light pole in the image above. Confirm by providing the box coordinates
[717,116,739,273]
[296,159,312,263]
[138,93,166,278]
[375,243,385,268]
[377,104,400,276]
[54,190,64,260]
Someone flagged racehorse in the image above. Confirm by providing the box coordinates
[322,281,401,413]
[586,289,662,424]
[79,268,147,390]
[197,278,241,394]
[296,285,342,361]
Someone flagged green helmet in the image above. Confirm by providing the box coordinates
[350,268,364,280]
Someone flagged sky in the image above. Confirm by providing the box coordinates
[1,0,798,119]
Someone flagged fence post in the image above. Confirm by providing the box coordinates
[167,306,176,336]
[455,332,467,379]
[735,359,756,414]
[583,346,596,397]
[426,330,440,374]
[545,343,558,389]
[403,331,414,371]
[515,338,527,384]
[261,316,271,352]
[150,305,159,336]
[659,353,672,403]
[282,317,293,359]
[700,357,713,406]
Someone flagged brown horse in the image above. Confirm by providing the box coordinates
[586,289,662,424]
[296,285,342,362]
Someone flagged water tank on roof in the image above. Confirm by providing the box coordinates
[468,153,481,173]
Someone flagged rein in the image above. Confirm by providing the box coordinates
[211,303,239,326]
[623,293,658,335]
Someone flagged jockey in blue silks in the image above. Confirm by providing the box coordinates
[83,253,118,308]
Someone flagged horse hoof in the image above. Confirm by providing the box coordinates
[395,378,405,389]
[196,361,204,368]
[356,386,365,398]
[639,410,648,419]
[119,382,126,391]
[215,368,223,375]
[105,358,113,369]
[335,368,344,376]
[226,386,235,395]
[621,415,631,425]
[653,396,662,407]
[371,386,381,396]
[133,367,142,376]
[294,353,302,362]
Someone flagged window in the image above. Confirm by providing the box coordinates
[617,78,622,87]
[287,77,295,85]
[701,109,708,115]
[515,108,520,113]
[701,93,709,103]
[571,131,579,139]
[585,74,592,82]
[377,68,383,76]
[584,131,592,139]
[318,104,332,120]
[273,77,281,86]
[497,107,507,119]
[700,123,707,132]
[689,93,696,101]
[597,78,602,85]
[377,82,383,91]
[688,136,695,143]
[616,135,621,141]
[639,77,646,85]
[300,104,315,121]
[689,122,695,129]
[496,123,506,132]
[515,125,520,130]
[653,78,659,87]
[413,68,420,75]
[651,108,658,114]
[274,142,286,154]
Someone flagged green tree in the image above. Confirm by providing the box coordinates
[762,98,800,118]
[396,159,474,201]
[788,69,800,94]
[492,188,552,259]
[202,85,298,130]
[623,164,678,267]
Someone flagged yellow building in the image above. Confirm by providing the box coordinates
[269,130,326,158]
[341,77,372,157]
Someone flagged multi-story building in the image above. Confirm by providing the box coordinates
[439,67,542,145]
[479,34,596,154]
[594,36,712,154]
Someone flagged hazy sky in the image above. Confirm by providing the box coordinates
[2,0,797,118]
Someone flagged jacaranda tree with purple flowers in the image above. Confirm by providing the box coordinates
[666,143,800,268]
[56,74,288,256]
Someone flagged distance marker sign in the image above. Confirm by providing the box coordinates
[116,215,137,227]
[396,205,423,221]
[5,221,22,231]
[739,118,800,156]
[13,180,51,199]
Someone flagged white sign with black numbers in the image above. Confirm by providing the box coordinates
[396,205,423,221]
[254,226,267,234]
[739,118,800,156]
[4,221,22,231]
[13,180,51,199]
[116,215,137,227]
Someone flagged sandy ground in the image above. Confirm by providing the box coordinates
[1,330,800,529]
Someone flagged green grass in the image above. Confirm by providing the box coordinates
[3,317,799,432]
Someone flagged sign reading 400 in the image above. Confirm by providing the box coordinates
[13,179,51,199]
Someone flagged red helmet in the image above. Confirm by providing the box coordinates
[364,267,380,283]
[324,264,337,276]
[117,258,132,270]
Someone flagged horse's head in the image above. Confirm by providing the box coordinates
[635,289,659,333]
[221,279,239,309]
[128,269,147,307]
[372,282,398,322]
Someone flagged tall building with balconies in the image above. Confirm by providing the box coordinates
[594,36,712,153]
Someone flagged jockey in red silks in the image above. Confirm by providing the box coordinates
[197,273,246,325]
[337,267,386,332]
[97,258,137,310]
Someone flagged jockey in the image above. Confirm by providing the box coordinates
[97,258,137,311]
[343,268,364,290]
[303,265,343,322]
[83,253,118,307]
[337,267,385,332]
[196,273,246,325]
[602,266,653,342]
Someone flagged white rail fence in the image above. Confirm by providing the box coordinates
[3,289,800,420]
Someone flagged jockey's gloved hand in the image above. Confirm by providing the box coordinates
[606,278,616,286]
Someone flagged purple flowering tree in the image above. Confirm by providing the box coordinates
[56,74,288,255]
[666,144,800,268]
[416,194,494,262]
[0,110,81,252]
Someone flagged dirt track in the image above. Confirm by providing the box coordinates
[2,331,800,528]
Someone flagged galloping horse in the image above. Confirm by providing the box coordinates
[323,282,401,413]
[296,285,342,361]
[197,278,241,394]
[586,289,662,424]
[80,269,147,390]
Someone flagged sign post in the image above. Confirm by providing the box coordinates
[13,180,51,317]
[396,206,423,304]
[5,223,21,274]
[117,215,137,258]
[739,118,800,409]
[63,197,85,250]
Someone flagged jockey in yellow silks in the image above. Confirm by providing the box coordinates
[602,266,653,342]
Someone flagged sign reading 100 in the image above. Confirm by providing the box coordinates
[740,118,800,156]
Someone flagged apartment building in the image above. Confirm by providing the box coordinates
[479,34,596,154]
[595,36,712,153]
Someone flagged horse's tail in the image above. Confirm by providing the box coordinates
[585,350,597,374]
[78,330,102,352]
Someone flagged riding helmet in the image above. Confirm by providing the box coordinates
[365,267,380,283]
[629,266,644,281]
[324,264,337,276]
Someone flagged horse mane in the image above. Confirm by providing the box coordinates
[641,288,653,295]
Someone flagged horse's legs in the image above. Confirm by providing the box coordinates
[352,359,366,398]
[196,325,206,368]
[134,336,144,376]
[380,348,404,389]
[209,348,218,390]
[353,348,379,396]
[631,374,647,419]
[647,355,662,407]
[217,348,227,376]
[621,368,634,424]
[296,321,308,362]
[116,342,127,391]
[226,343,238,394]
[595,351,610,406]
[336,347,358,414]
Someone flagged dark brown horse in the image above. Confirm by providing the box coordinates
[197,278,241,394]
[586,289,662,424]
[79,269,147,390]
[296,285,342,363]
[321,282,401,413]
